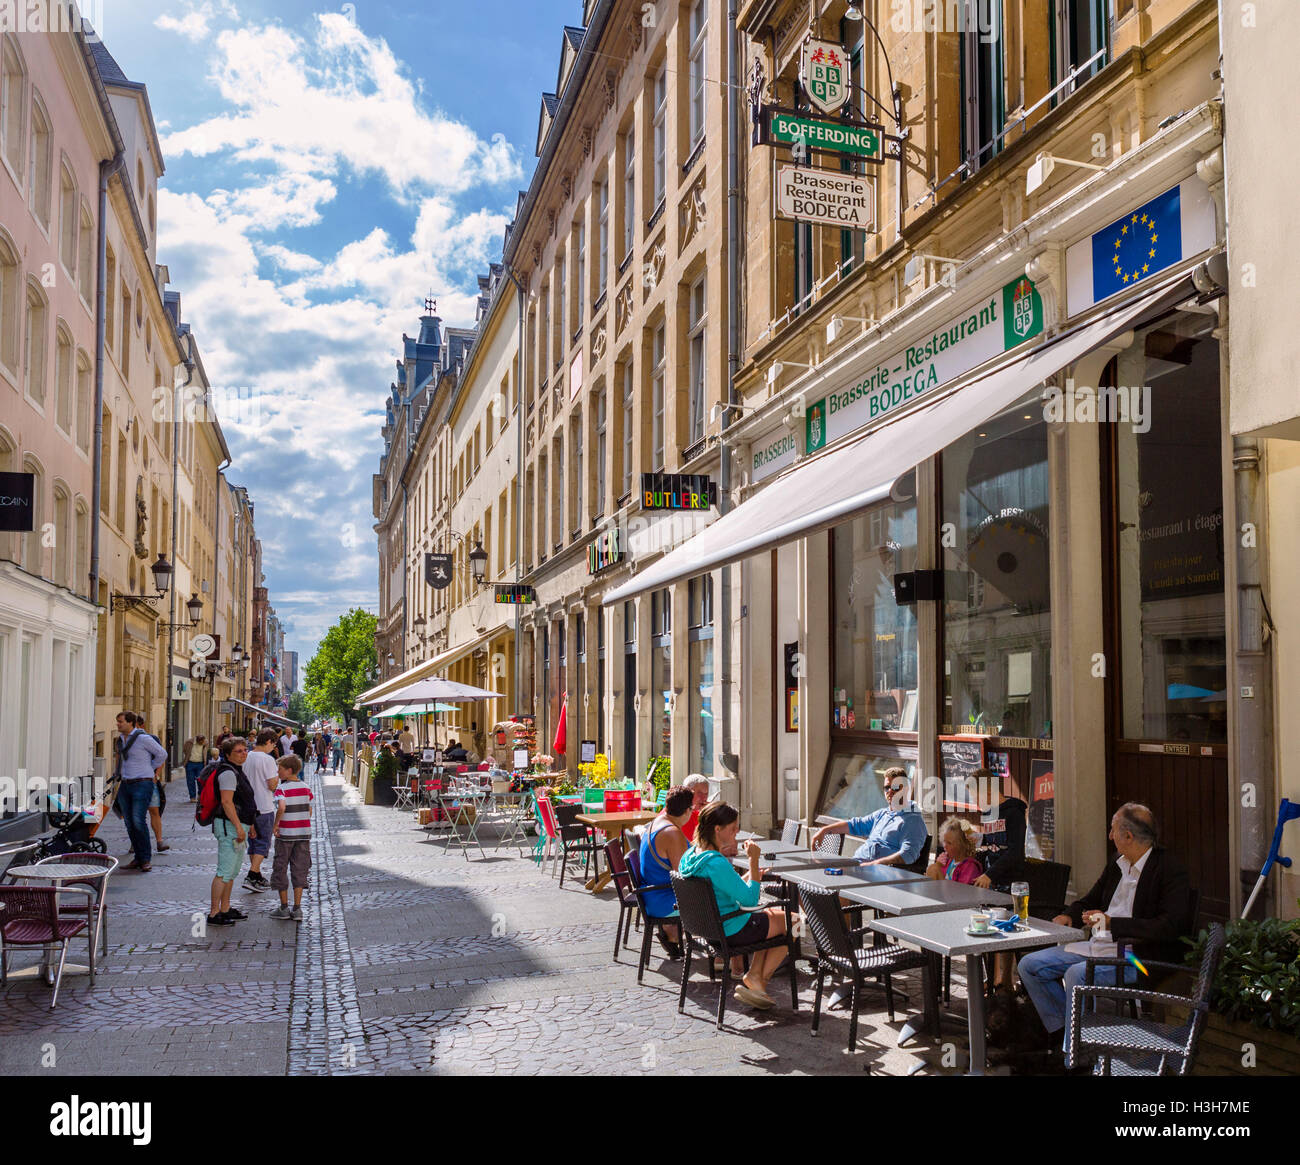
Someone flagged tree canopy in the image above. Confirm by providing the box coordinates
[303,608,377,724]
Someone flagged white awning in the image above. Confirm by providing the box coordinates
[604,272,1195,605]
[229,698,298,728]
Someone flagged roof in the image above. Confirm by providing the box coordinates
[87,37,132,87]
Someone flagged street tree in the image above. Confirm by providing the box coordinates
[303,609,378,724]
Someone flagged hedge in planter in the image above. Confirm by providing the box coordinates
[1182,909,1300,1076]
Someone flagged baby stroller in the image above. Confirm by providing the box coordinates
[28,789,109,860]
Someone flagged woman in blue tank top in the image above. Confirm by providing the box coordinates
[638,785,695,957]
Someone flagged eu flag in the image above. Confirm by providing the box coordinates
[1090,186,1182,304]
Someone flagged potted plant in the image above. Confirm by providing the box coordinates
[646,756,671,799]
[371,747,400,807]
[1181,908,1300,1076]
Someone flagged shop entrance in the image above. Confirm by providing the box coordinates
[1101,318,1231,921]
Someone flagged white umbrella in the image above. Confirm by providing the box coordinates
[366,678,503,751]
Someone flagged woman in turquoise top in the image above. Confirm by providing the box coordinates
[677,802,789,1011]
[638,786,694,957]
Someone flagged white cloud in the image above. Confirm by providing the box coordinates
[154,0,239,43]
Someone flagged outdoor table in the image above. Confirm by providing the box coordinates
[5,863,107,981]
[745,839,807,858]
[779,863,929,892]
[867,910,1086,1074]
[840,880,1012,916]
[574,811,659,891]
[729,852,868,874]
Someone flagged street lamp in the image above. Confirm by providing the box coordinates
[469,540,488,585]
[111,553,176,615]
[185,593,203,625]
[232,644,244,664]
[150,553,174,595]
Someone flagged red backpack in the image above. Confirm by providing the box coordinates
[195,761,224,826]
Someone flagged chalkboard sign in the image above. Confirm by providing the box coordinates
[938,736,985,810]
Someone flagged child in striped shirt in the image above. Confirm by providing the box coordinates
[269,755,313,921]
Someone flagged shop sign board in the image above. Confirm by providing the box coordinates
[0,471,34,531]
[587,526,624,574]
[775,164,873,229]
[494,584,537,605]
[768,111,881,159]
[641,472,717,511]
[800,39,849,115]
[751,276,1044,483]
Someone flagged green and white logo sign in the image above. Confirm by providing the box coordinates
[799,276,1044,459]
[769,112,880,159]
[801,40,849,116]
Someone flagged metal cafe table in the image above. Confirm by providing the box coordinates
[776,862,929,891]
[840,879,1013,917]
[867,910,1086,1074]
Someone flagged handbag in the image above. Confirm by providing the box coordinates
[156,779,167,815]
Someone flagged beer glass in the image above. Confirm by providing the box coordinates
[1011,881,1030,923]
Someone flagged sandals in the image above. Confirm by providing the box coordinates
[734,984,775,1010]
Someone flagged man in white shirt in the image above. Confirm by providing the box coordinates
[1018,803,1191,1060]
[242,729,281,892]
[279,729,294,760]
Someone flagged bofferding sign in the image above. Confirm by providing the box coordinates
[775,164,873,230]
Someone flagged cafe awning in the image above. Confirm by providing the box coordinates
[229,697,298,729]
[603,271,1197,605]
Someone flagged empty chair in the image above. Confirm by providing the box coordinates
[0,885,90,1008]
[780,819,802,846]
[799,885,937,1053]
[36,852,117,961]
[1023,857,1072,919]
[813,830,844,856]
[604,839,642,959]
[554,802,601,889]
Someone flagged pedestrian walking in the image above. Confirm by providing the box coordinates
[278,726,294,760]
[135,715,170,854]
[183,734,207,801]
[205,736,257,927]
[269,754,313,922]
[113,711,168,872]
[290,729,310,769]
[241,730,281,893]
[331,733,344,774]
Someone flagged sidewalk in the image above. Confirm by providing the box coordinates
[0,770,944,1075]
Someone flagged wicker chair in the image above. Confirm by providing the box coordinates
[1066,923,1226,1076]
[604,838,641,960]
[798,885,937,1052]
[903,833,933,876]
[1023,858,1072,919]
[0,885,89,1008]
[780,819,802,846]
[813,830,845,856]
[671,872,798,1028]
[626,847,680,983]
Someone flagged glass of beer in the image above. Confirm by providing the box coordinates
[1011,881,1030,923]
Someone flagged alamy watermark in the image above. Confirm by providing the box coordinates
[0,1,107,37]
[1042,380,1151,434]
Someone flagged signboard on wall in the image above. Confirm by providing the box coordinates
[1026,758,1056,860]
[641,473,717,511]
[938,736,985,811]
[494,584,537,605]
[0,471,35,531]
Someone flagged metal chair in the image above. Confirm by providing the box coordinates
[437,792,484,860]
[0,840,41,884]
[36,853,117,960]
[1067,923,1226,1076]
[813,830,844,856]
[392,775,419,811]
[533,796,560,875]
[798,885,937,1052]
[0,884,90,1007]
[670,871,798,1028]
[1023,857,1072,919]
[604,839,642,960]
[554,803,601,889]
[780,819,802,846]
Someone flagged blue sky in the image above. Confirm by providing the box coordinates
[99,0,579,666]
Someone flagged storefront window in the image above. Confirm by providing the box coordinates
[623,601,637,779]
[820,752,918,820]
[1113,320,1225,742]
[651,589,671,759]
[688,576,713,777]
[832,479,918,732]
[942,408,1052,737]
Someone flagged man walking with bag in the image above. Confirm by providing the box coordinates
[114,711,168,872]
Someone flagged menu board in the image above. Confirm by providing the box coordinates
[939,736,985,810]
[1026,757,1056,860]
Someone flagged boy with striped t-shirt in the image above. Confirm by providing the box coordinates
[269,755,313,921]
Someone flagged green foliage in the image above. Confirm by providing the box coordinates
[1186,908,1300,1036]
[646,756,671,792]
[286,690,312,725]
[303,609,378,724]
[373,748,399,784]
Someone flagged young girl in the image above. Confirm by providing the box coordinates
[926,816,983,884]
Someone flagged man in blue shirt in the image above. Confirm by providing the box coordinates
[811,768,928,866]
[115,710,169,871]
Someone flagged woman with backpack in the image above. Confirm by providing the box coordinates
[201,736,259,928]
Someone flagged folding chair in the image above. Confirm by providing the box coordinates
[392,775,419,811]
[493,790,532,852]
[439,792,485,860]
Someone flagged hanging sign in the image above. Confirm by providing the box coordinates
[425,553,453,589]
[588,526,624,574]
[768,110,881,159]
[494,584,537,605]
[801,39,849,115]
[641,472,717,511]
[775,164,873,229]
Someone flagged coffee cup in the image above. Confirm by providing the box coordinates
[970,912,991,933]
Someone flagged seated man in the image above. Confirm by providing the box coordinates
[680,774,711,842]
[1017,802,1192,1066]
[810,767,927,867]
[443,739,469,763]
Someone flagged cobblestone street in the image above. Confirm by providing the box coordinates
[0,771,964,1076]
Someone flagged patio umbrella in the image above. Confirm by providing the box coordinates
[366,678,503,751]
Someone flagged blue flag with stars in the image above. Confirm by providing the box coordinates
[1091,186,1182,304]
